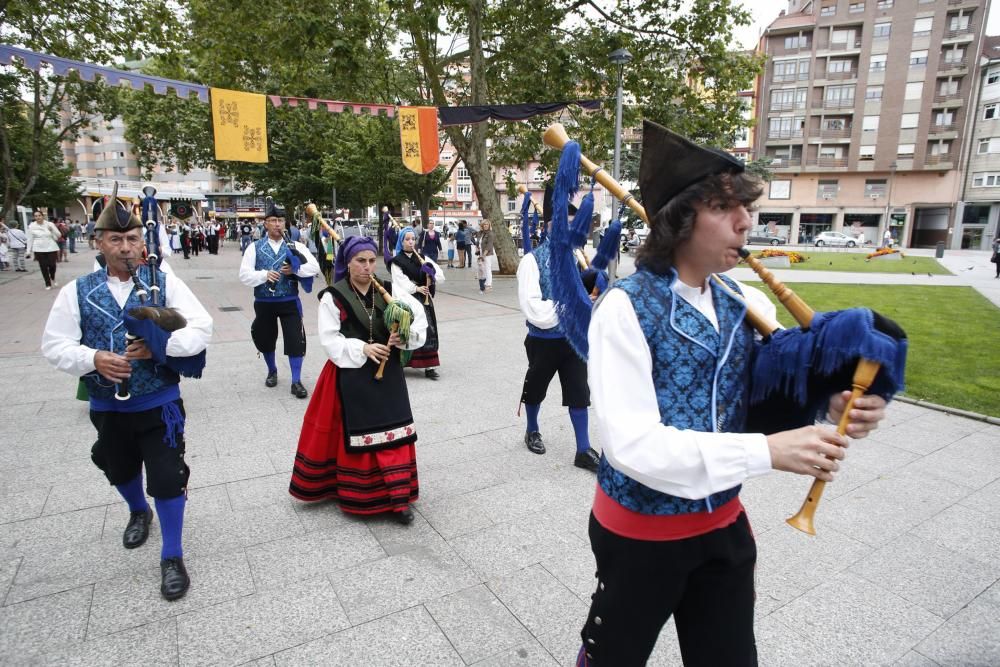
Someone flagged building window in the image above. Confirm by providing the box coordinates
[939,79,959,95]
[828,58,853,74]
[972,172,1000,187]
[457,183,472,196]
[825,85,855,106]
[988,69,1000,85]
[865,85,883,99]
[943,48,965,63]
[873,22,891,39]
[771,88,808,109]
[506,199,517,212]
[897,143,915,158]
[934,110,955,126]
[849,2,865,11]
[869,54,887,72]
[863,115,880,131]
[831,29,857,47]
[769,116,806,137]
[865,179,888,196]
[821,5,836,16]
[984,104,998,120]
[905,82,923,100]
[859,145,876,160]
[774,59,810,81]
[817,180,839,198]
[929,141,951,156]
[900,113,920,129]
[876,0,893,8]
[949,13,971,32]
[456,166,470,180]
[912,17,933,36]
[784,34,810,49]
[978,138,1000,154]
[910,50,928,66]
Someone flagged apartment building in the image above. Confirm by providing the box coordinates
[753,0,989,248]
[952,35,1000,248]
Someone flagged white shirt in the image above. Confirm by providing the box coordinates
[238,238,321,287]
[588,277,776,500]
[41,271,213,377]
[26,221,62,254]
[516,252,559,330]
[317,285,428,368]
[389,254,445,295]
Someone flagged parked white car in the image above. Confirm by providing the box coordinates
[814,231,858,247]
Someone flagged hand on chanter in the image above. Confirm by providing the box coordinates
[387,331,401,348]
[827,392,887,439]
[94,350,132,383]
[363,342,391,363]
[767,426,849,482]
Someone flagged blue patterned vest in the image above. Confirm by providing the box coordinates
[253,238,297,300]
[76,266,179,400]
[598,269,754,515]
[525,241,562,338]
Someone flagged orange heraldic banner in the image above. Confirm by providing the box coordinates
[398,106,440,174]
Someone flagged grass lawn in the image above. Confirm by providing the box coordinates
[747,282,1000,417]
[749,251,952,275]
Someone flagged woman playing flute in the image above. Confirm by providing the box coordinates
[389,226,445,380]
[577,121,895,666]
[289,236,427,525]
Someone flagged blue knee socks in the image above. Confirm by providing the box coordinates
[263,351,277,374]
[289,355,303,384]
[525,403,541,434]
[154,495,186,560]
[569,407,590,454]
[115,473,149,513]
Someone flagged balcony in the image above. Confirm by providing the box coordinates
[807,157,848,168]
[925,154,953,165]
[929,123,957,133]
[818,128,853,139]
[943,27,974,41]
[767,157,804,169]
[773,72,810,83]
[770,101,807,112]
[766,129,804,140]
[822,69,858,80]
[939,57,968,73]
[815,99,857,110]
[823,40,863,52]
[933,92,964,107]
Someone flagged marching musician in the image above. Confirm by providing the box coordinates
[389,226,445,380]
[238,198,320,399]
[516,200,601,472]
[577,122,891,665]
[40,183,212,601]
[289,236,427,525]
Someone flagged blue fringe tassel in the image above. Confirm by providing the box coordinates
[592,220,622,271]
[751,308,908,406]
[521,194,533,254]
[166,350,206,379]
[569,191,594,248]
[160,400,185,448]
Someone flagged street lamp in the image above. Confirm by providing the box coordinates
[609,48,632,207]
[885,161,897,246]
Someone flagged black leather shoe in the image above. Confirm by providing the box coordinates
[122,507,153,549]
[392,508,415,525]
[574,448,601,473]
[160,557,190,601]
[290,382,308,398]
[524,431,546,455]
[265,371,278,388]
[424,369,440,380]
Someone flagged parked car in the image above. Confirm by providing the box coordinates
[746,232,787,246]
[814,231,858,247]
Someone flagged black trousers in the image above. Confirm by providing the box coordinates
[89,401,190,498]
[251,299,306,357]
[520,335,589,408]
[580,512,758,666]
[35,251,58,286]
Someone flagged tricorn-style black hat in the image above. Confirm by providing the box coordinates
[542,184,578,223]
[94,182,142,231]
[263,196,285,219]
[638,120,745,220]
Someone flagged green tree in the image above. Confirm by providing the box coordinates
[0,0,176,222]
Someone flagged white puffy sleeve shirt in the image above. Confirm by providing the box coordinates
[516,252,558,330]
[41,273,213,377]
[588,278,776,500]
[389,255,445,295]
[318,285,428,369]
[239,239,320,287]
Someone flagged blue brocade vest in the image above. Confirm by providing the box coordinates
[253,238,297,300]
[77,266,179,400]
[598,269,754,515]
[525,241,563,338]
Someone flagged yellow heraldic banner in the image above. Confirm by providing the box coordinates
[398,106,440,174]
[211,88,269,163]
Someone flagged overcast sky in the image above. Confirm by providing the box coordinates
[736,0,1000,49]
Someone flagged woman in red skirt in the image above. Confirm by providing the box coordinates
[289,236,427,524]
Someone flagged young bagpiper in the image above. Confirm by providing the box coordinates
[389,226,445,380]
[239,198,320,398]
[577,122,899,665]
[40,183,212,600]
[289,236,427,524]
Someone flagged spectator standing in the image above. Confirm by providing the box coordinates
[68,220,81,254]
[25,210,62,289]
[455,221,469,268]
[446,233,456,268]
[56,218,69,262]
[6,221,28,272]
[0,224,8,270]
[476,219,496,292]
[86,218,96,249]
[418,220,443,262]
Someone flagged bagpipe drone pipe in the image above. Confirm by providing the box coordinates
[542,122,908,535]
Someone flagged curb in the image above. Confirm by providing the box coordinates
[895,395,1000,426]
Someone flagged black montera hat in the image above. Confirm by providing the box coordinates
[542,184,578,223]
[94,182,142,231]
[264,196,286,219]
[638,120,745,220]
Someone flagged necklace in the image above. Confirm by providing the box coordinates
[350,280,376,344]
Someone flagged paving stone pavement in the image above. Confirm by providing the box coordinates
[0,246,998,666]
